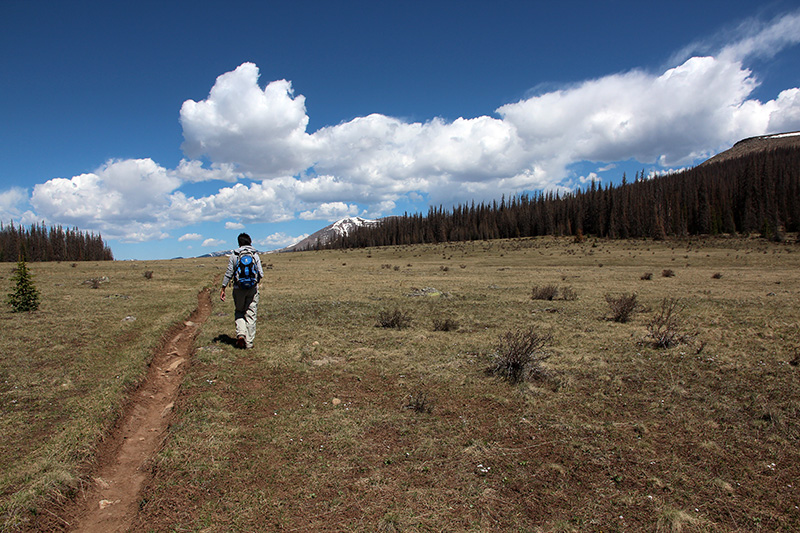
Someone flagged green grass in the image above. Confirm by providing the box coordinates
[0,259,218,530]
[3,236,800,531]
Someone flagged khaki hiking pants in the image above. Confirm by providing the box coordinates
[233,286,259,348]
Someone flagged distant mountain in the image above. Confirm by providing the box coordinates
[194,217,377,257]
[700,131,800,167]
[275,216,379,252]
[197,250,236,258]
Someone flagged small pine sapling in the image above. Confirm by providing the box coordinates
[7,257,40,312]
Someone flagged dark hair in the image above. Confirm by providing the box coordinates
[237,233,252,246]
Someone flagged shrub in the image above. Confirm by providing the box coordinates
[662,269,675,278]
[560,286,578,301]
[488,327,552,384]
[432,317,459,332]
[376,309,413,329]
[712,272,723,279]
[404,389,433,414]
[6,258,40,312]
[646,298,687,348]
[531,284,559,301]
[144,270,154,279]
[605,293,638,323]
[641,272,653,280]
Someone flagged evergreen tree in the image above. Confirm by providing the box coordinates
[7,256,40,312]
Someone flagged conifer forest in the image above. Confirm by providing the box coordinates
[328,146,800,249]
[0,222,113,262]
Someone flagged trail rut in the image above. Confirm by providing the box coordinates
[63,288,212,532]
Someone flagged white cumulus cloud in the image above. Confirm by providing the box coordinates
[178,233,203,241]
[180,63,317,178]
[202,238,226,247]
[260,232,308,247]
[30,158,179,241]
[299,202,360,221]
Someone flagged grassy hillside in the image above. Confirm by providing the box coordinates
[3,236,800,531]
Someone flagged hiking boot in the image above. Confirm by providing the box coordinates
[236,336,246,349]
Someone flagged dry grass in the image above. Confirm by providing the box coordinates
[4,235,800,532]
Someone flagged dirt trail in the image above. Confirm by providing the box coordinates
[64,288,212,533]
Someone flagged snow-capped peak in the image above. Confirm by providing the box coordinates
[331,216,376,237]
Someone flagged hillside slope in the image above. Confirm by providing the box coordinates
[700,131,800,166]
[277,216,378,252]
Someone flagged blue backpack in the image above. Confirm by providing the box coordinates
[235,250,259,288]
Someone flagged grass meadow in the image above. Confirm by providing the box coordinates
[2,236,800,531]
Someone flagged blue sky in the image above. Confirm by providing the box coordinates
[2,1,800,260]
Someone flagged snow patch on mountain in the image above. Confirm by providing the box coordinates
[276,216,378,252]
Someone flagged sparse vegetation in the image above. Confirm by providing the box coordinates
[662,268,675,277]
[531,284,559,300]
[641,272,653,280]
[404,388,433,414]
[488,327,552,384]
[432,317,459,332]
[605,292,638,323]
[376,308,413,329]
[560,285,578,301]
[646,297,688,348]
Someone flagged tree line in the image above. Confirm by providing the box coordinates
[326,146,800,249]
[0,222,113,262]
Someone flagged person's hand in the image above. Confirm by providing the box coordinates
[220,287,226,302]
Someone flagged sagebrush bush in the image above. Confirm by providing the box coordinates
[712,272,723,279]
[646,297,687,348]
[560,286,578,301]
[641,272,653,280]
[404,389,433,414]
[488,327,552,384]
[662,269,675,278]
[531,284,559,301]
[432,317,459,332]
[605,293,638,323]
[376,309,413,329]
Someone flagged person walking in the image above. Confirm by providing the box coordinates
[220,233,264,349]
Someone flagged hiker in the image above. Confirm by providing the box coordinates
[220,233,264,349]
